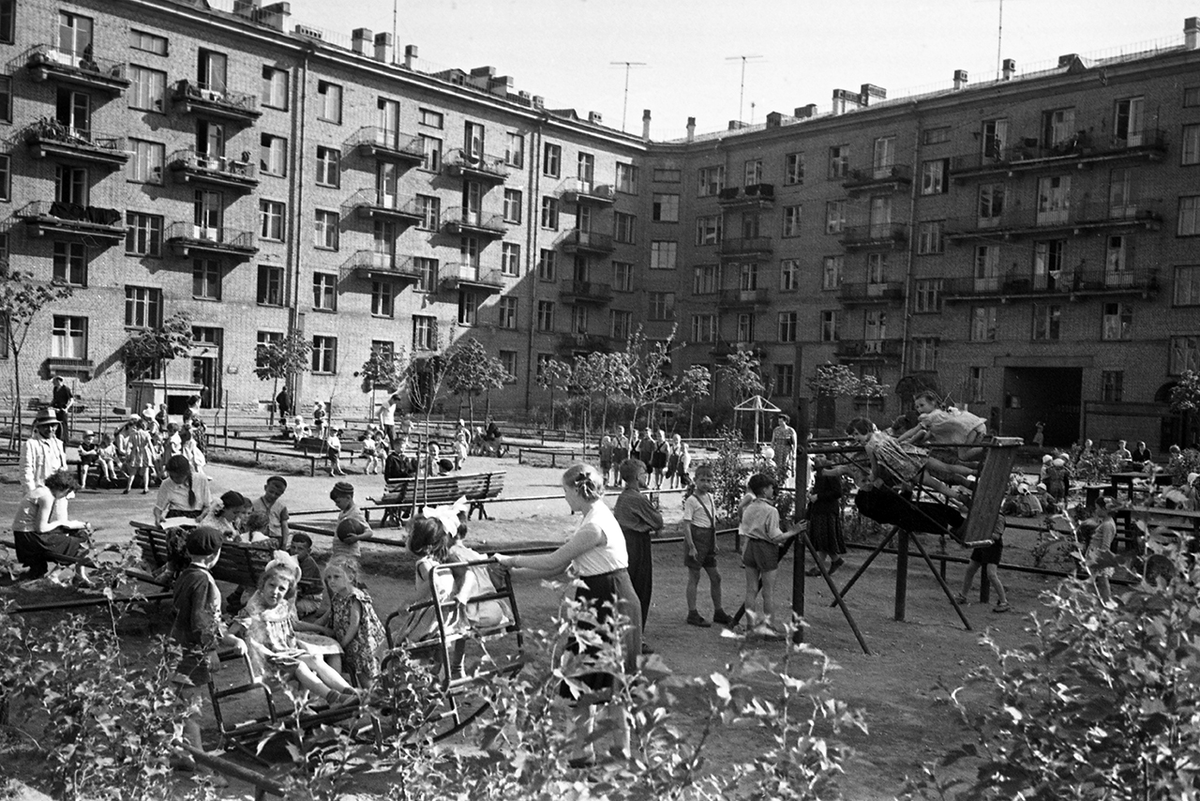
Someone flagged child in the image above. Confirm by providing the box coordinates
[739,473,793,638]
[153,455,213,527]
[317,559,386,689]
[11,471,91,582]
[665,434,681,489]
[326,426,346,477]
[613,458,663,647]
[77,430,98,489]
[330,481,373,565]
[453,420,470,470]
[288,532,327,620]
[1084,497,1117,605]
[96,432,118,487]
[123,418,155,495]
[844,417,974,507]
[251,476,291,547]
[650,430,669,489]
[1045,458,1070,504]
[682,465,730,627]
[361,431,380,475]
[956,526,1010,613]
[676,442,693,490]
[199,490,253,541]
[612,426,630,487]
[598,434,614,486]
[805,457,846,576]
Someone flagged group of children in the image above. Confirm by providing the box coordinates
[599,428,692,490]
[75,410,209,494]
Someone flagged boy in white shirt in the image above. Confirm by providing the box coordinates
[682,465,731,627]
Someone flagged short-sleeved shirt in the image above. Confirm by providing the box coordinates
[571,503,629,577]
[683,492,717,529]
[251,496,288,542]
[739,498,782,544]
[918,408,986,444]
[155,477,213,521]
[332,503,371,561]
[613,487,663,535]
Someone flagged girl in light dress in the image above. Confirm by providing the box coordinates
[845,417,975,507]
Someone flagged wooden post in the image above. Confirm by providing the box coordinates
[792,530,806,644]
[894,527,909,621]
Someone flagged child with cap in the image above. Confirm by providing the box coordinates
[77,430,99,489]
[330,481,372,565]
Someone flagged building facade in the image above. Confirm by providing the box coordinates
[1,0,1198,447]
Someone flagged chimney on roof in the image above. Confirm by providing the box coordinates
[1002,58,1016,80]
[686,116,696,142]
[831,89,863,115]
[766,111,782,128]
[642,109,651,142]
[1057,54,1079,68]
[1187,17,1200,50]
[588,111,603,125]
[794,104,817,118]
[953,69,968,90]
[373,32,393,63]
[532,95,544,109]
[351,28,372,56]
[860,83,886,105]
[404,44,417,69]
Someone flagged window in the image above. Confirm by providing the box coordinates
[53,241,87,286]
[190,258,220,300]
[464,121,485,160]
[1183,124,1200,166]
[413,194,439,231]
[914,279,942,313]
[613,212,636,244]
[543,143,561,177]
[501,242,520,276]
[498,296,518,329]
[736,313,755,342]
[413,257,437,292]
[261,66,288,109]
[408,316,433,351]
[314,209,339,250]
[52,316,86,359]
[773,365,795,396]
[130,29,168,55]
[975,245,1000,290]
[502,189,522,224]
[689,264,716,295]
[1175,265,1200,306]
[537,249,556,281]
[311,336,336,373]
[1032,304,1061,341]
[369,280,394,318]
[822,256,843,290]
[504,132,524,168]
[921,159,948,195]
[650,241,677,270]
[420,135,442,171]
[778,311,797,343]
[0,0,10,44]
[780,259,798,291]
[697,165,724,196]
[1036,175,1071,224]
[260,134,287,176]
[653,167,681,183]
[56,164,87,206]
[872,136,895,177]
[1101,302,1132,341]
[616,163,638,194]
[1101,371,1124,402]
[820,311,838,342]
[1180,196,1200,236]
[1114,96,1144,144]
[1170,336,1200,375]
[968,367,985,402]
[535,353,554,382]
[739,262,759,291]
[315,146,340,187]
[129,66,166,111]
[0,75,10,123]
[1186,87,1200,108]
[784,152,805,185]
[744,159,763,185]
[691,314,716,343]
[978,183,1006,226]
[653,193,680,222]
[867,252,888,286]
[124,286,162,328]
[825,200,846,234]
[981,118,1008,158]
[259,200,285,241]
[613,261,633,291]
[782,205,802,237]
[317,81,341,123]
[0,154,9,200]
[257,265,284,305]
[695,215,722,245]
[911,339,938,371]
[540,197,559,230]
[418,108,443,129]
[970,306,997,341]
[312,273,337,311]
[828,145,849,179]
[923,127,950,145]
[917,220,944,254]
[129,140,164,184]
[125,212,163,256]
[611,310,632,341]
[649,292,674,321]
[536,300,555,332]
[1042,107,1076,147]
[499,350,517,380]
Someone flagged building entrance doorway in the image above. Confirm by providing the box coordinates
[1001,367,1082,446]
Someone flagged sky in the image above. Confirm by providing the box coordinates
[279,0,1200,140]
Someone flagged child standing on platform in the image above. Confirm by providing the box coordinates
[739,473,792,638]
[326,426,347,477]
[682,465,730,627]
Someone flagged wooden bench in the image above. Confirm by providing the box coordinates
[369,471,505,526]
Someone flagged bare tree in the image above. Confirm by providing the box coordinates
[254,330,311,426]
[535,357,572,431]
[622,325,678,432]
[119,311,192,413]
[0,270,74,447]
[675,364,712,436]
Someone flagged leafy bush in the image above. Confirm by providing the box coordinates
[709,427,785,526]
[1066,444,1122,484]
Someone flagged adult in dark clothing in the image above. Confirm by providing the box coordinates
[1130,441,1153,464]
[612,459,662,648]
[805,458,846,576]
[276,388,292,420]
[637,428,655,473]
[50,376,72,440]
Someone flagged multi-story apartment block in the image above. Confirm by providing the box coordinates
[2,0,1199,449]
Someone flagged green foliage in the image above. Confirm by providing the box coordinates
[1067,443,1122,484]
[707,427,784,524]
[1169,370,1200,414]
[0,270,75,441]
[254,330,312,385]
[120,311,193,382]
[807,364,889,399]
[1166,447,1200,486]
[443,337,510,405]
[717,349,766,406]
[358,348,408,394]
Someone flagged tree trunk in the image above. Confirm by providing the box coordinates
[270,376,279,427]
[11,352,22,450]
[600,395,609,434]
[549,388,555,430]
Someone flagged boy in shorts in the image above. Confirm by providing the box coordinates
[955,530,1010,613]
[683,465,731,627]
[739,473,792,638]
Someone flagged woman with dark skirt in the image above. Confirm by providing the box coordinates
[805,456,847,576]
[12,470,91,583]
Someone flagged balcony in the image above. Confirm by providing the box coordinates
[560,178,616,205]
[949,129,1169,180]
[711,339,766,358]
[21,121,128,168]
[171,79,261,124]
[836,339,903,361]
[945,200,1164,242]
[347,126,424,165]
[718,236,773,258]
[168,149,258,191]
[558,230,615,255]
[440,263,505,293]
[16,201,124,242]
[443,149,510,183]
[340,250,424,284]
[43,356,95,380]
[24,44,130,96]
[345,189,425,226]
[838,281,905,305]
[164,221,257,260]
[442,207,507,238]
[942,268,1159,303]
[559,333,615,353]
[839,223,908,250]
[561,279,613,305]
[717,183,776,207]
[842,165,912,194]
[716,288,772,309]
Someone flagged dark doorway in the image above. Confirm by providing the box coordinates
[1001,367,1082,446]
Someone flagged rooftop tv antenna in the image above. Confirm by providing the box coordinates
[609,61,648,132]
[996,0,1004,80]
[725,54,764,126]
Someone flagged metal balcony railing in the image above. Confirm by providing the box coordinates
[560,178,616,204]
[343,189,425,223]
[442,207,507,235]
[24,43,129,92]
[164,220,256,253]
[717,183,776,205]
[341,250,424,281]
[561,279,614,303]
[718,236,773,256]
[168,148,258,185]
[16,200,124,240]
[443,149,510,181]
[835,339,903,360]
[945,199,1164,239]
[943,268,1158,299]
[838,281,905,303]
[950,128,1168,174]
[21,120,128,164]
[346,126,424,162]
[172,79,260,120]
[716,288,772,307]
[558,230,615,253]
[843,164,912,190]
[839,223,908,248]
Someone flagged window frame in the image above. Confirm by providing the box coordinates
[311,335,337,374]
[315,146,340,187]
[312,272,337,312]
[317,80,342,124]
[192,258,221,301]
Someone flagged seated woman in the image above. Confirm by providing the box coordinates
[153,455,213,527]
[12,470,91,582]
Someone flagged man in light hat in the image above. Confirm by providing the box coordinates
[19,407,67,496]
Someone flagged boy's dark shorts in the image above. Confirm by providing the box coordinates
[600,459,612,474]
[970,537,1004,566]
[741,537,780,571]
[684,526,717,569]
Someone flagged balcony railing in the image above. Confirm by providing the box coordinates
[560,178,616,205]
[341,250,424,283]
[561,279,614,304]
[440,263,505,292]
[838,281,905,304]
[24,44,130,95]
[717,183,776,206]
[171,79,261,123]
[945,200,1164,241]
[716,288,772,308]
[558,230,615,254]
[839,223,908,249]
[718,236,773,257]
[347,126,425,164]
[942,268,1158,301]
[168,149,258,190]
[559,333,615,353]
[442,207,507,237]
[835,339,903,360]
[344,189,425,225]
[22,121,128,167]
[842,164,912,192]
[164,221,257,259]
[950,128,1169,177]
[16,200,124,241]
[443,149,510,182]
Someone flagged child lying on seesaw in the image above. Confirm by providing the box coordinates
[845,417,976,509]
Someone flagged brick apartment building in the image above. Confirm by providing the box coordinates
[2,0,1199,449]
